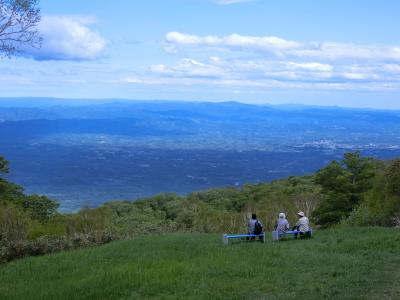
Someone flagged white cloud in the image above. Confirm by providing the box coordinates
[165,32,300,54]
[25,16,108,61]
[134,54,400,92]
[150,58,227,78]
[341,72,370,80]
[165,32,400,61]
[384,64,400,73]
[123,76,161,85]
[122,72,400,92]
[209,56,221,62]
[288,43,400,61]
[150,64,167,73]
[286,62,333,72]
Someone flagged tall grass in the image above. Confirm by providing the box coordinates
[0,227,399,299]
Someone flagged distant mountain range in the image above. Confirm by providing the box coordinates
[1,98,400,211]
[1,98,400,149]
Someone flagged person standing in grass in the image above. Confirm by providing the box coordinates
[293,211,311,239]
[275,212,290,237]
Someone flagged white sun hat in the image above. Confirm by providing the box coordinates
[279,212,286,219]
[297,211,305,217]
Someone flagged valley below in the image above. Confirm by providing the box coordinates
[3,142,400,211]
[1,99,400,211]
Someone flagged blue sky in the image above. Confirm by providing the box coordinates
[1,0,400,108]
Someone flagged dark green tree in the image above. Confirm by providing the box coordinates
[0,156,9,173]
[22,194,59,222]
[312,152,377,227]
[0,155,59,222]
[386,159,400,197]
[0,156,26,204]
[350,158,400,226]
[343,152,376,195]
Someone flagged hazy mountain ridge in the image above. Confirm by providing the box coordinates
[1,99,400,150]
[1,98,400,211]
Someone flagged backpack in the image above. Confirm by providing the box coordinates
[254,220,263,235]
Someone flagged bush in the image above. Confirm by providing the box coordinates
[27,216,67,240]
[0,230,119,263]
[65,207,113,235]
[0,204,29,242]
[341,204,377,226]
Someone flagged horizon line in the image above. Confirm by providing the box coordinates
[0,96,399,112]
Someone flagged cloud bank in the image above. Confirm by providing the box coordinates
[25,16,108,61]
[165,32,400,61]
[121,31,400,93]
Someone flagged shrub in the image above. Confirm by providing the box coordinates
[27,216,67,240]
[0,230,119,263]
[65,207,113,235]
[0,204,29,242]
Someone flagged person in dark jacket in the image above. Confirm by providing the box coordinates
[247,213,263,240]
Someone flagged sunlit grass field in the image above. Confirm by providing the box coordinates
[1,227,399,299]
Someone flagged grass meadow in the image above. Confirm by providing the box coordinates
[0,227,399,299]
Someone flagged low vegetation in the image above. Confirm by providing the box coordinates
[1,152,399,262]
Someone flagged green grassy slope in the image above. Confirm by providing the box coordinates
[1,227,400,300]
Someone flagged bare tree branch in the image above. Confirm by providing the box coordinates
[0,0,41,57]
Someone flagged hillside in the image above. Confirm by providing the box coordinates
[1,152,400,263]
[0,227,399,299]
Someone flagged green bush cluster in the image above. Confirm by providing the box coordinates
[306,152,400,227]
[0,230,117,262]
[0,202,120,262]
[0,157,120,262]
[343,158,400,227]
[100,174,321,237]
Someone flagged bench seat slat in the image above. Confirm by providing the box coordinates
[225,234,264,238]
[222,233,265,244]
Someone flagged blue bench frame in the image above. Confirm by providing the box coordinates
[222,233,265,244]
[272,229,313,241]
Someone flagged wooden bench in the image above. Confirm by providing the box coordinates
[222,233,265,244]
[272,229,313,241]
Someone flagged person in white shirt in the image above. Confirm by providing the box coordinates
[293,211,311,239]
[275,212,290,236]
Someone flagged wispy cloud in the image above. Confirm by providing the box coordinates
[165,32,400,61]
[215,0,257,5]
[165,32,300,53]
[23,16,108,61]
[150,58,227,79]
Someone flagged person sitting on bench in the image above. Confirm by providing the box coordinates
[247,213,263,240]
[293,211,311,239]
[275,212,290,237]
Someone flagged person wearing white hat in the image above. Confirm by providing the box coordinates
[275,212,290,236]
[293,211,311,239]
